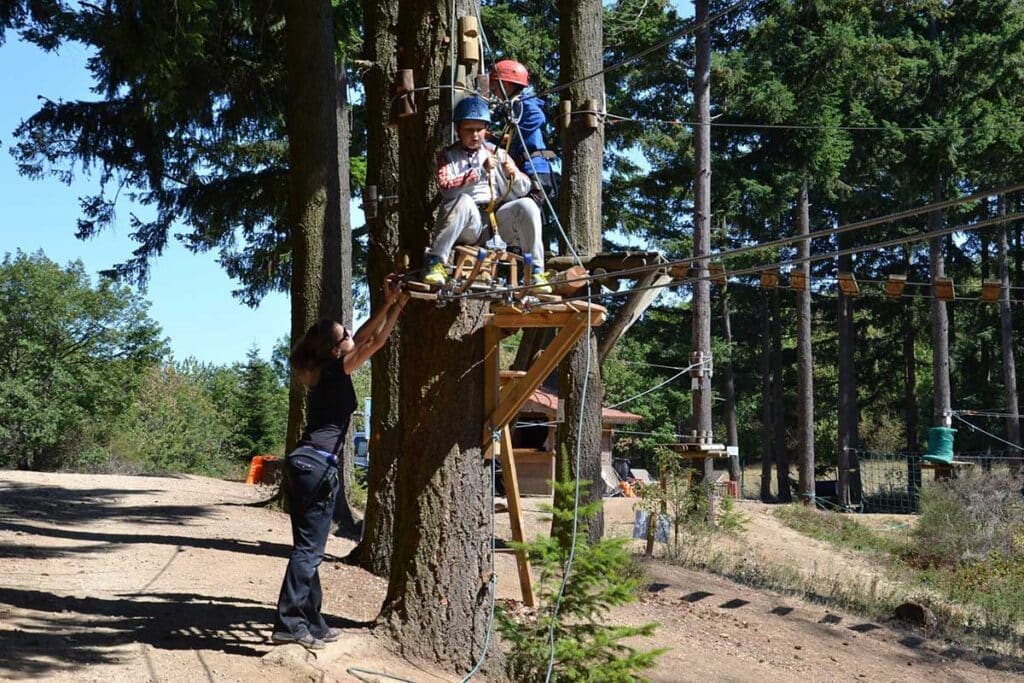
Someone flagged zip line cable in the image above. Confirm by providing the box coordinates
[533,0,756,99]
[513,211,1024,310]
[444,182,1024,303]
[951,412,1024,453]
[473,9,597,683]
[465,8,596,682]
[603,111,1024,133]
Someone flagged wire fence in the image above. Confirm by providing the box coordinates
[739,450,1024,514]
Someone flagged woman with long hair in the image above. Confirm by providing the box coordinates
[272,275,408,650]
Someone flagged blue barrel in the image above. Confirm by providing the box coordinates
[922,426,956,464]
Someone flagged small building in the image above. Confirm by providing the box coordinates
[511,387,642,495]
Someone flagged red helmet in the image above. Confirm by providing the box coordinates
[490,59,530,88]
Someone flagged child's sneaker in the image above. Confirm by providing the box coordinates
[424,261,449,286]
[532,270,552,295]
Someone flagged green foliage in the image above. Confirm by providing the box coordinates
[911,470,1024,566]
[635,450,747,563]
[918,552,1024,635]
[0,251,165,470]
[7,0,365,304]
[107,362,237,476]
[233,345,288,458]
[497,466,665,682]
[774,504,909,557]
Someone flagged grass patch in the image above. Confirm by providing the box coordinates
[773,504,910,556]
[686,549,901,624]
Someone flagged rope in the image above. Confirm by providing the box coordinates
[474,9,595,682]
[533,0,755,99]
[603,111,1024,134]
[498,210,1024,310]
[605,358,709,409]
[442,182,1024,303]
[951,412,1024,453]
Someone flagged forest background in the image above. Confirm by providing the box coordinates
[2,0,1023,501]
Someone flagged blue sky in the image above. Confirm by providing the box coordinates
[0,1,694,366]
[0,38,291,366]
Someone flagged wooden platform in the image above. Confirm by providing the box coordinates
[482,300,608,607]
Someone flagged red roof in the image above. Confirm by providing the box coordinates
[521,388,642,425]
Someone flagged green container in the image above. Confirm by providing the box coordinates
[922,426,956,464]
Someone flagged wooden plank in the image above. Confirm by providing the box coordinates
[598,270,673,363]
[546,252,664,274]
[500,426,534,606]
[489,312,578,329]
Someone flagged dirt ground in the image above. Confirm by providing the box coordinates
[1,470,1020,682]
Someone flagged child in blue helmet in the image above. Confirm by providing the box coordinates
[424,96,550,293]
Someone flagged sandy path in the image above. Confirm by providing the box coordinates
[0,471,1018,682]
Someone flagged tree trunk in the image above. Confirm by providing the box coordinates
[283,0,337,451]
[351,0,403,575]
[377,0,495,670]
[981,225,992,386]
[795,178,814,506]
[759,290,774,502]
[327,56,361,537]
[930,177,952,428]
[721,289,740,482]
[692,0,714,486]
[771,287,790,502]
[554,0,605,545]
[837,212,858,506]
[997,198,1022,472]
[902,248,921,500]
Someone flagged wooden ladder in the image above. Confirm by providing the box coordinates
[482,300,607,607]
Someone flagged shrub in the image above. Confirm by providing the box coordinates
[496,469,665,682]
[911,470,1024,566]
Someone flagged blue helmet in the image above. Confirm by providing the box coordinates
[453,96,491,124]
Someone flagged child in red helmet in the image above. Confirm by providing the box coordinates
[490,60,558,211]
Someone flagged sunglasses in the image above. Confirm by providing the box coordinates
[334,327,351,346]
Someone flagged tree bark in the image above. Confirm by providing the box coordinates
[837,212,858,506]
[795,178,814,506]
[692,0,714,486]
[327,56,361,537]
[997,198,1022,471]
[721,289,740,482]
[283,0,336,451]
[981,225,992,386]
[351,0,402,575]
[930,177,952,428]
[378,0,495,671]
[554,0,605,545]
[902,247,921,499]
[759,289,774,502]
[770,287,790,502]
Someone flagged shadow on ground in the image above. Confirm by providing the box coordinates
[0,587,372,678]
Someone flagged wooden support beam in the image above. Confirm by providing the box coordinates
[487,315,588,433]
[597,270,674,363]
[546,252,664,274]
[499,426,534,606]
